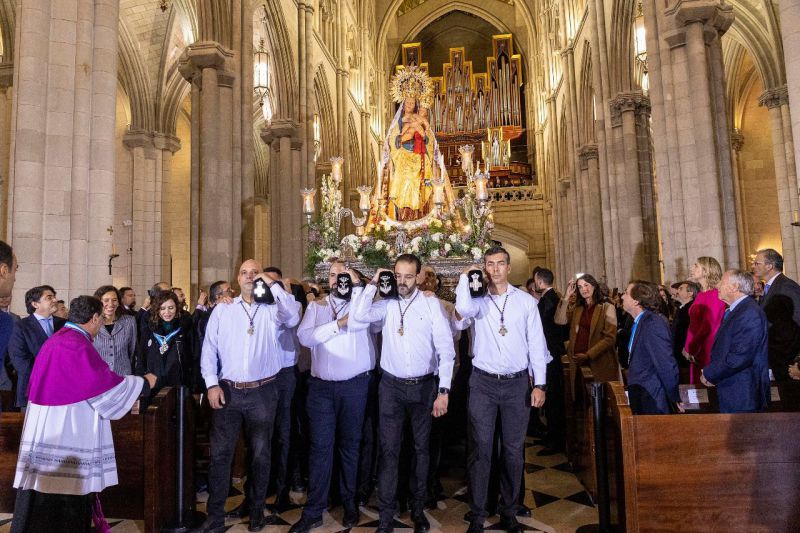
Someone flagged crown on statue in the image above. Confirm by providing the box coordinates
[390,66,434,108]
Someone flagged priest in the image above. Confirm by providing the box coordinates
[11,295,156,532]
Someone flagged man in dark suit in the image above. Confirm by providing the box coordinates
[534,268,567,454]
[672,281,699,371]
[622,281,681,414]
[8,286,66,408]
[0,241,17,413]
[752,248,800,381]
[701,270,770,413]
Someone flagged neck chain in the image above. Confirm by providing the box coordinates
[489,291,511,336]
[240,301,261,335]
[328,295,347,319]
[396,289,420,336]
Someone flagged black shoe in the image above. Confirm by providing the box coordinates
[500,516,524,533]
[193,518,226,533]
[225,501,249,519]
[411,507,430,532]
[467,519,485,533]
[376,521,394,533]
[463,510,475,523]
[516,504,532,517]
[268,491,291,514]
[248,513,269,532]
[288,515,323,533]
[536,446,562,457]
[342,506,360,528]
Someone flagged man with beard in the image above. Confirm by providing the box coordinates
[351,254,455,533]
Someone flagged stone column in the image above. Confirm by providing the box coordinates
[260,119,304,275]
[646,0,738,281]
[759,86,800,275]
[179,42,237,288]
[729,129,750,267]
[578,144,604,275]
[305,2,315,188]
[153,133,181,283]
[780,0,800,178]
[8,0,120,308]
[297,1,308,191]
[0,63,12,240]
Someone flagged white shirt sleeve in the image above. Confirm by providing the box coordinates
[526,299,550,385]
[273,284,302,327]
[351,284,387,325]
[297,302,340,348]
[201,304,224,388]
[455,273,481,319]
[429,297,456,389]
[87,375,145,420]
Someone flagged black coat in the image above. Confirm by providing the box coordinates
[136,317,197,394]
[671,299,693,369]
[537,289,567,359]
[760,273,800,381]
[627,311,680,415]
[8,315,65,407]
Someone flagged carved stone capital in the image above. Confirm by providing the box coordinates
[217,70,236,88]
[153,133,181,153]
[758,85,789,109]
[669,0,734,33]
[557,177,571,196]
[178,41,234,84]
[0,62,13,89]
[577,144,599,170]
[729,129,744,152]
[260,119,300,145]
[122,129,152,149]
[609,92,651,126]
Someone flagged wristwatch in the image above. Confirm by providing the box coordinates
[533,384,547,392]
[438,387,450,395]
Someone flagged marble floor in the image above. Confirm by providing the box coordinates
[0,438,598,532]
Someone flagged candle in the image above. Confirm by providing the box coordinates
[474,173,489,202]
[300,188,316,216]
[458,145,474,176]
[432,177,445,205]
[330,156,344,183]
[357,185,373,212]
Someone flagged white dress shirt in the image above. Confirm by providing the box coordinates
[297,287,378,381]
[351,284,456,389]
[455,274,550,385]
[201,285,302,388]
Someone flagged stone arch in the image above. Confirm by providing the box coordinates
[608,0,637,94]
[578,40,595,145]
[313,65,336,164]
[0,0,14,62]
[347,113,362,187]
[197,0,233,48]
[725,0,783,90]
[117,19,155,131]
[255,1,297,121]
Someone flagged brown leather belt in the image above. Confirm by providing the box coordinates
[222,375,276,390]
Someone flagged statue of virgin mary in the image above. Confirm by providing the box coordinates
[372,67,459,227]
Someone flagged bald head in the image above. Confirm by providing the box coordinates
[238,259,263,298]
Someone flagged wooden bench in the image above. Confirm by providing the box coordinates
[606,381,800,532]
[0,386,194,532]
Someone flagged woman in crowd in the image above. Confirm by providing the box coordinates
[92,285,137,376]
[555,274,620,383]
[658,284,676,323]
[136,291,196,397]
[683,256,726,384]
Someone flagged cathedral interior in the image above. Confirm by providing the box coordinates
[0,0,797,305]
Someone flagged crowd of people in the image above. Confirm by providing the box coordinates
[1,238,798,533]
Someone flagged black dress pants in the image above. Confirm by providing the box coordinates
[206,380,278,522]
[544,357,565,449]
[272,366,296,497]
[468,371,530,523]
[376,373,436,524]
[11,489,92,533]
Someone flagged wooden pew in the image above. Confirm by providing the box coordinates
[0,386,194,532]
[607,381,800,532]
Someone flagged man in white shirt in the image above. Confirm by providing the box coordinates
[351,254,455,533]
[199,259,302,533]
[455,246,549,533]
[288,260,377,532]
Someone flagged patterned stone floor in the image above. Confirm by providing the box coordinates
[0,439,598,532]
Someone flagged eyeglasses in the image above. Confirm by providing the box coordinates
[752,261,766,266]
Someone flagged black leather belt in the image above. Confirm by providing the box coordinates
[473,367,527,380]
[384,371,434,385]
[222,375,276,389]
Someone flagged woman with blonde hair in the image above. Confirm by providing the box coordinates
[683,256,727,384]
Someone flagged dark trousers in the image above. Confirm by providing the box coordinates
[544,358,565,449]
[290,369,311,489]
[302,372,370,519]
[207,381,278,522]
[377,373,436,523]
[468,371,530,522]
[272,365,296,497]
[11,489,92,533]
[357,371,380,498]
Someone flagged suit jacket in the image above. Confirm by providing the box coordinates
[759,273,800,381]
[538,289,566,360]
[671,299,693,368]
[627,311,680,414]
[8,314,66,407]
[704,297,770,413]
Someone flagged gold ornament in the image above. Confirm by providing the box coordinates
[390,66,434,106]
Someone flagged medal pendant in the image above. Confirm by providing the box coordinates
[499,325,508,336]
[247,326,255,335]
[398,326,404,336]
[159,343,169,355]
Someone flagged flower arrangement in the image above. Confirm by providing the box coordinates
[305,172,494,273]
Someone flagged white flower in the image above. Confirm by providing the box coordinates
[444,243,452,252]
[411,236,423,245]
[412,244,420,253]
[431,233,443,242]
[449,234,459,243]
[375,240,386,251]
[357,254,364,260]
[471,247,483,259]
[430,250,440,258]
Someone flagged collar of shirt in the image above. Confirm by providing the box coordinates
[765,272,781,287]
[633,309,646,325]
[33,313,49,321]
[727,294,748,313]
